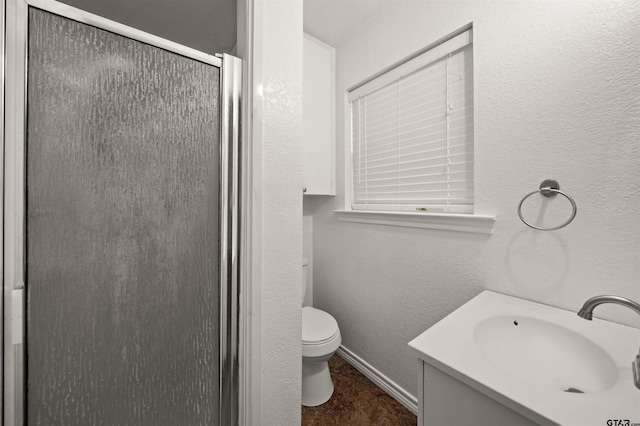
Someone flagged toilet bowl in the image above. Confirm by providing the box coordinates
[302,306,341,406]
[301,258,341,406]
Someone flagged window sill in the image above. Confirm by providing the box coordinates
[334,210,497,234]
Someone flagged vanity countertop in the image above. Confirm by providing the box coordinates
[408,291,640,426]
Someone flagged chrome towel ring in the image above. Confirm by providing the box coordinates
[517,179,577,231]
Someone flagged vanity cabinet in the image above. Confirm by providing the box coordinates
[303,33,335,195]
[418,361,539,426]
[410,291,640,426]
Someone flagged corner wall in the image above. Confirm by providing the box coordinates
[312,0,640,398]
[252,0,303,423]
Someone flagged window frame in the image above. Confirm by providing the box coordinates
[350,27,474,213]
[339,24,496,234]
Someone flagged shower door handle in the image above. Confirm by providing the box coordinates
[12,286,24,345]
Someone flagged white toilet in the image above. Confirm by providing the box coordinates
[301,258,341,407]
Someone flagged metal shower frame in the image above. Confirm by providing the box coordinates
[1,0,242,424]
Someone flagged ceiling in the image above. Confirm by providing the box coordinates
[304,0,389,47]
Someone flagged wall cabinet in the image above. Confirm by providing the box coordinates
[303,34,335,195]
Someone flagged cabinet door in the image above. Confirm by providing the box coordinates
[422,363,539,426]
[303,34,335,195]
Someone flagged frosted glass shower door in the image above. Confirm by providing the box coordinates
[11,5,237,425]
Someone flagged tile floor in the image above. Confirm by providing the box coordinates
[301,355,417,425]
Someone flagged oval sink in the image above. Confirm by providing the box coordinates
[474,316,619,393]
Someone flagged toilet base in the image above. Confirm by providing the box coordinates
[301,357,335,407]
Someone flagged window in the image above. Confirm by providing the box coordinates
[349,28,473,214]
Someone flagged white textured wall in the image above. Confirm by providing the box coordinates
[312,0,640,398]
[254,0,303,423]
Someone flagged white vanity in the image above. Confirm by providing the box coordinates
[408,291,640,426]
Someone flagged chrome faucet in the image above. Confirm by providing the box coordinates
[578,295,640,320]
[577,295,640,390]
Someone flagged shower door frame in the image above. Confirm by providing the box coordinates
[1,0,242,424]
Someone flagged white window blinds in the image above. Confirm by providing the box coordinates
[349,29,474,214]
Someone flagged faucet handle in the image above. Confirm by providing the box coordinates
[633,353,640,390]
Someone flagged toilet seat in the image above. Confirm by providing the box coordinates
[302,306,341,358]
[302,306,339,344]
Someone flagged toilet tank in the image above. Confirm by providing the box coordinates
[302,257,309,304]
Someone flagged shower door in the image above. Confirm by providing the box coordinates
[3,0,240,425]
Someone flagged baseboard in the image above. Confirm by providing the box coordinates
[336,345,418,415]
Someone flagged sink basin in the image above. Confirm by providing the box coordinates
[474,315,619,393]
[408,291,640,426]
